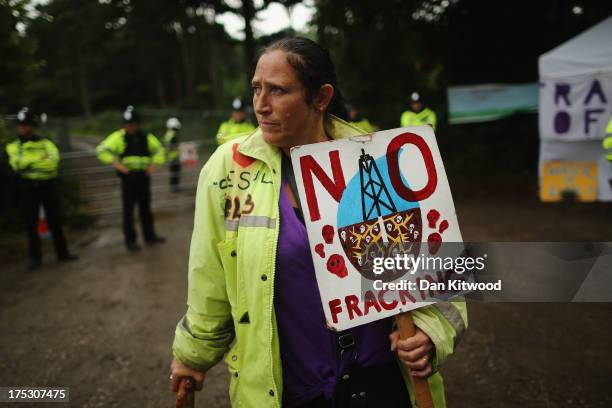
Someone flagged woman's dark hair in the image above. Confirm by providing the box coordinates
[257,37,349,122]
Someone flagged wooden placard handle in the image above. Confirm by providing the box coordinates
[395,312,435,408]
[176,377,195,408]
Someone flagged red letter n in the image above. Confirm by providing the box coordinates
[300,151,345,222]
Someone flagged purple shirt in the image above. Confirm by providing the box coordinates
[274,182,396,407]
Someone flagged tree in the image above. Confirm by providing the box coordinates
[0,0,37,111]
[316,0,439,127]
[315,0,612,128]
[211,0,303,92]
[27,0,117,116]
[23,0,243,112]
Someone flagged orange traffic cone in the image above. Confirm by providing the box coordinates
[37,206,50,239]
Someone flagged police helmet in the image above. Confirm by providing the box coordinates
[232,97,245,111]
[123,105,141,123]
[16,107,38,126]
[166,117,181,130]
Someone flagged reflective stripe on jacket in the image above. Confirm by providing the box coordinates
[172,116,467,407]
[216,119,256,145]
[96,129,165,171]
[6,137,60,180]
[400,107,437,130]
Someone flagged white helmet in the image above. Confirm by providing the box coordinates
[166,117,181,129]
[232,97,244,111]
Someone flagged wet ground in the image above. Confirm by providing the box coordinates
[1,186,611,407]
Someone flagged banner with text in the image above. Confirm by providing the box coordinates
[539,74,612,141]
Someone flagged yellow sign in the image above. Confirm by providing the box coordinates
[540,161,598,202]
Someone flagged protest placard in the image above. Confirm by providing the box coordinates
[179,142,199,166]
[291,126,464,331]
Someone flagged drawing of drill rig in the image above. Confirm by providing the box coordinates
[338,149,422,281]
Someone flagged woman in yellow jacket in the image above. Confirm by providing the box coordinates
[170,37,467,407]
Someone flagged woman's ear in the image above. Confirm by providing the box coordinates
[315,84,335,112]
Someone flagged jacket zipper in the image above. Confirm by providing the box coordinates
[268,165,281,407]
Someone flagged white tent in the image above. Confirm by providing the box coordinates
[538,16,612,201]
[540,16,612,79]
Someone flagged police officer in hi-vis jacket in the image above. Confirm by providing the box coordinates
[400,91,437,131]
[215,97,256,145]
[164,117,182,192]
[5,107,78,270]
[96,106,166,252]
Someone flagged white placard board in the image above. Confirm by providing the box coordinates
[291,126,463,331]
[179,142,199,166]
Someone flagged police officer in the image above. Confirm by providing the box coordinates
[215,97,255,145]
[5,107,78,270]
[347,104,375,133]
[400,91,437,131]
[164,117,181,192]
[96,106,166,251]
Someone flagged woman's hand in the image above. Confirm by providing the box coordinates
[170,358,206,392]
[389,328,435,378]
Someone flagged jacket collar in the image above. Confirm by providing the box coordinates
[18,134,41,143]
[237,115,366,171]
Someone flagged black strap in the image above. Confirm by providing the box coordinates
[338,333,356,350]
[281,153,303,212]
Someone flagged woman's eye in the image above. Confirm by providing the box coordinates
[252,85,261,94]
[271,87,286,95]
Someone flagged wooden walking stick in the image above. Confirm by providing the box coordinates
[395,312,434,408]
[176,377,195,408]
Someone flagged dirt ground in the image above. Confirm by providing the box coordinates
[1,188,611,408]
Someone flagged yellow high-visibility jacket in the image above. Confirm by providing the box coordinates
[400,107,437,131]
[603,117,612,162]
[6,136,60,180]
[173,116,467,407]
[96,129,165,171]
[350,118,374,133]
[164,129,180,162]
[216,119,256,145]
